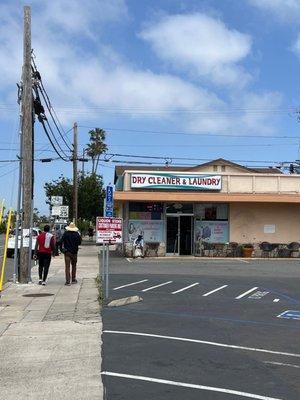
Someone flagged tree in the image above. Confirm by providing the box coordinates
[86,128,108,174]
[44,173,105,222]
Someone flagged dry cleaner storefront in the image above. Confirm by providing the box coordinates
[114,159,300,257]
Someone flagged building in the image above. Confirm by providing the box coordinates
[114,158,300,257]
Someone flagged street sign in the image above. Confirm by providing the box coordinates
[51,196,63,206]
[51,206,61,216]
[277,310,300,320]
[105,185,114,217]
[59,206,69,218]
[96,217,122,244]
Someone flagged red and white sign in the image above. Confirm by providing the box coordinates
[96,217,123,244]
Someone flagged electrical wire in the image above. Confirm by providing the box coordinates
[39,119,70,162]
[78,125,300,140]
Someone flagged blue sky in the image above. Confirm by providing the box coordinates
[1,0,300,214]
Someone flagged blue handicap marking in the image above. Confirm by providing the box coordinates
[277,310,300,320]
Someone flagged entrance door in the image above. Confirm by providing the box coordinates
[180,216,192,255]
[166,216,179,255]
[166,215,193,255]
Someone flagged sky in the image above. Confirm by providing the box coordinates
[1,0,300,214]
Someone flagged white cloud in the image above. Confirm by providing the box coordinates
[140,13,252,87]
[291,33,300,56]
[248,0,300,22]
[0,1,282,136]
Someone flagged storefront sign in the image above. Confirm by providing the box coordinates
[128,220,164,243]
[195,220,229,243]
[96,217,123,244]
[131,173,221,190]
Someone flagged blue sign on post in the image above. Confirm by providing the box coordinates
[105,185,114,217]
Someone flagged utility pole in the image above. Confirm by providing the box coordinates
[20,6,33,284]
[73,122,78,224]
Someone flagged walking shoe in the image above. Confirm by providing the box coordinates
[38,280,42,285]
[65,282,71,286]
[42,281,46,286]
[71,279,78,284]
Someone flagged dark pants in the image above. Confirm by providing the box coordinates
[64,252,78,283]
[55,242,60,256]
[38,252,52,281]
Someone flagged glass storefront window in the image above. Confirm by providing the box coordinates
[129,202,163,220]
[166,203,193,214]
[194,203,228,220]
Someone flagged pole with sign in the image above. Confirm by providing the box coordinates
[96,216,122,299]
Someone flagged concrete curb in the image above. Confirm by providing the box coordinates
[107,295,143,307]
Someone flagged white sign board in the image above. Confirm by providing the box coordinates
[96,217,122,244]
[131,173,222,191]
[51,206,61,216]
[59,206,69,218]
[51,196,63,206]
[264,224,275,234]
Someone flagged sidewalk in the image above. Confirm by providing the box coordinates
[0,243,103,400]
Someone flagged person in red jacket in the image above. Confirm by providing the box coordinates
[34,225,55,285]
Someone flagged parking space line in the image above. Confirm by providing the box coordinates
[171,283,199,294]
[264,361,300,369]
[113,279,148,290]
[202,285,228,297]
[236,287,258,299]
[142,281,173,292]
[104,330,300,358]
[101,372,284,400]
[236,258,250,264]
[126,258,132,263]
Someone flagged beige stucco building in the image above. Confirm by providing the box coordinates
[114,159,300,257]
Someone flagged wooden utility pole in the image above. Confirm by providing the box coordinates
[73,122,78,224]
[20,6,33,283]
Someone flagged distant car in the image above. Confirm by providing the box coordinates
[7,227,41,258]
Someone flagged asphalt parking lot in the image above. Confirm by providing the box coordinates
[102,255,300,400]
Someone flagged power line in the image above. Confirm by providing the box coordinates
[78,125,300,140]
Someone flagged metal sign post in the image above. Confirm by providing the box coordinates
[96,217,122,301]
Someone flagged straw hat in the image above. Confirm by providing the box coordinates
[66,222,79,232]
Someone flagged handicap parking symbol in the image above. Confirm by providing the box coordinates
[277,310,300,320]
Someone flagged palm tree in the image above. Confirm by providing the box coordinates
[86,128,108,174]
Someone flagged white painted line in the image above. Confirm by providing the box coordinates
[236,258,250,264]
[273,299,280,303]
[113,279,148,291]
[202,285,227,297]
[172,282,199,294]
[142,281,173,292]
[104,330,300,358]
[101,372,284,400]
[235,287,259,300]
[126,258,132,263]
[264,361,300,369]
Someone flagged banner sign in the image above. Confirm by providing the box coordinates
[195,220,229,243]
[131,173,222,191]
[96,217,122,244]
[128,220,164,243]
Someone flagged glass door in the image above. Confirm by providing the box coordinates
[166,216,179,255]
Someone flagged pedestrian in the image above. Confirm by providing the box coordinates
[88,226,94,241]
[60,222,82,286]
[54,226,62,256]
[133,234,144,258]
[34,225,55,286]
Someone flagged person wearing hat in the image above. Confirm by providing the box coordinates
[59,222,82,286]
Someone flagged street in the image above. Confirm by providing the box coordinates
[102,255,300,400]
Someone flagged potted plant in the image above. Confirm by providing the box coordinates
[242,243,254,258]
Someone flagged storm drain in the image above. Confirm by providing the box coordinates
[23,293,54,298]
